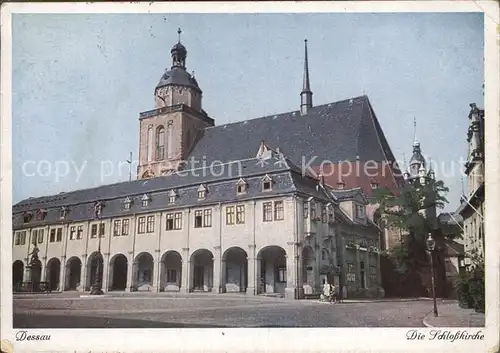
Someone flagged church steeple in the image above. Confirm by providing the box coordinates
[407,118,427,179]
[171,28,187,69]
[300,39,313,115]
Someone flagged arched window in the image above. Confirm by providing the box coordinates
[156,126,165,160]
[167,121,173,159]
[147,125,153,162]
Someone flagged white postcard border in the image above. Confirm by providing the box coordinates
[1,1,499,352]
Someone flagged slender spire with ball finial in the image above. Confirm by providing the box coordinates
[300,39,313,115]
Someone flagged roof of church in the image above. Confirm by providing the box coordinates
[190,95,395,165]
[189,95,401,196]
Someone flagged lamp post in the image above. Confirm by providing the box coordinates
[426,233,438,317]
[90,203,104,295]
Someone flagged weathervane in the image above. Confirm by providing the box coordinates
[177,27,182,42]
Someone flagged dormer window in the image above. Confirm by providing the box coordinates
[355,204,365,219]
[197,184,207,200]
[60,207,68,219]
[261,174,273,191]
[123,197,132,210]
[94,201,104,219]
[141,194,150,207]
[236,178,248,194]
[23,212,33,223]
[168,190,177,204]
[36,209,47,221]
[337,181,345,190]
[370,179,379,189]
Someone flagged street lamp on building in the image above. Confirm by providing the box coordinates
[426,233,438,317]
[90,202,104,295]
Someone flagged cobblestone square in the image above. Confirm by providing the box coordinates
[13,293,473,328]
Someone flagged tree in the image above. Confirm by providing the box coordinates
[371,176,454,295]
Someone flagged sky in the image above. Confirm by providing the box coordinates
[12,13,484,212]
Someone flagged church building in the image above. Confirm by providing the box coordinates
[12,31,402,299]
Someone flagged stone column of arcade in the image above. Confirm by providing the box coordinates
[182,248,190,292]
[90,202,104,295]
[213,246,222,293]
[246,245,257,295]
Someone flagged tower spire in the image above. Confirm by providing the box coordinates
[413,117,418,146]
[300,39,313,115]
[177,27,182,43]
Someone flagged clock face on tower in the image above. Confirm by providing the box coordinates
[155,87,170,108]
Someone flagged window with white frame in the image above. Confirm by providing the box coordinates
[91,224,98,238]
[77,225,83,239]
[166,213,182,231]
[321,206,327,223]
[113,220,121,236]
[166,213,174,230]
[194,210,203,228]
[50,229,57,242]
[146,215,155,233]
[203,209,212,227]
[138,217,146,233]
[263,202,273,222]
[304,202,309,218]
[14,231,26,245]
[122,219,129,235]
[236,205,245,224]
[274,201,284,221]
[194,209,211,228]
[174,212,182,230]
[98,223,105,237]
[226,206,235,225]
[56,228,62,242]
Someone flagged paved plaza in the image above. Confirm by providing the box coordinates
[12,293,475,328]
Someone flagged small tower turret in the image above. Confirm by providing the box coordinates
[300,39,313,115]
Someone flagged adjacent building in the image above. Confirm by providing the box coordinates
[12,33,399,299]
[457,103,485,264]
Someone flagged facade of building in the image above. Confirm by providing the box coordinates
[12,34,395,299]
[457,103,485,264]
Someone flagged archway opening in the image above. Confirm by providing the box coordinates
[86,252,104,291]
[12,260,24,292]
[160,251,182,291]
[110,254,128,291]
[190,249,213,292]
[65,257,82,290]
[222,247,248,293]
[257,246,287,294]
[134,252,154,291]
[46,258,61,291]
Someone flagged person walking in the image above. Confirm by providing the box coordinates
[322,281,331,302]
[330,284,337,304]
